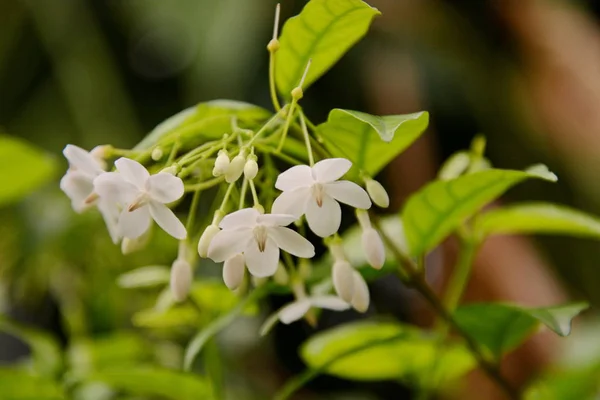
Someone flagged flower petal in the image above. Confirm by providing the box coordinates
[63,145,103,176]
[278,299,311,324]
[60,171,94,212]
[305,194,341,237]
[115,157,150,188]
[325,181,372,209]
[97,198,122,243]
[312,158,351,183]
[310,296,351,311]
[223,254,246,290]
[118,207,152,239]
[271,187,310,218]
[219,208,259,230]
[146,173,184,204]
[94,172,137,204]
[275,165,314,191]
[269,226,315,258]
[244,238,279,277]
[257,213,297,227]
[207,228,252,262]
[149,202,187,240]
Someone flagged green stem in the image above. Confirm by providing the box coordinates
[443,238,478,313]
[185,190,202,233]
[276,99,298,152]
[247,112,284,147]
[239,178,248,209]
[184,176,224,192]
[299,113,314,166]
[269,52,281,112]
[249,179,259,207]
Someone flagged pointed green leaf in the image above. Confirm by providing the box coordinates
[0,135,57,207]
[317,109,429,176]
[276,0,380,96]
[455,302,588,359]
[402,167,557,257]
[0,369,64,400]
[301,321,475,386]
[475,202,600,239]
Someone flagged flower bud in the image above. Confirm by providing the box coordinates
[362,228,385,270]
[244,158,258,180]
[151,147,164,161]
[267,38,280,52]
[212,150,230,176]
[332,260,355,303]
[223,254,245,290]
[365,179,389,208]
[170,258,193,302]
[121,226,153,254]
[160,164,180,175]
[291,87,303,100]
[350,271,370,313]
[225,154,246,183]
[198,224,220,258]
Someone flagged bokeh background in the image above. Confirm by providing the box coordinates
[2,0,600,399]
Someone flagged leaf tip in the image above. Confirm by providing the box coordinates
[525,164,558,182]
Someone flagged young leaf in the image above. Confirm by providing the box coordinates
[317,109,429,176]
[88,367,211,400]
[454,302,588,359]
[0,135,57,207]
[475,202,600,239]
[276,0,380,96]
[0,369,64,400]
[402,167,557,257]
[300,321,475,386]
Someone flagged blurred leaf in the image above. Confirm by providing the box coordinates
[301,321,475,386]
[0,135,57,207]
[190,280,257,316]
[276,0,380,96]
[525,365,600,400]
[117,265,170,289]
[134,100,271,150]
[455,303,588,359]
[403,167,557,257]
[318,110,428,177]
[0,317,62,378]
[0,369,64,400]
[88,367,211,400]
[132,306,199,329]
[475,202,600,239]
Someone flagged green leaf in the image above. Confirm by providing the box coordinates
[89,367,211,400]
[455,302,588,359]
[475,202,600,239]
[402,167,557,257]
[0,135,57,207]
[117,265,170,289]
[525,365,600,400]
[0,369,64,400]
[0,317,62,378]
[134,100,271,150]
[276,0,380,96]
[132,306,199,329]
[301,321,475,386]
[317,109,429,176]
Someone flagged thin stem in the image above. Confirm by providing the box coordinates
[299,112,314,166]
[269,54,281,112]
[185,189,202,232]
[443,238,478,313]
[184,176,225,192]
[239,178,249,209]
[247,112,284,147]
[219,181,236,213]
[254,143,304,165]
[276,99,298,152]
[166,138,181,165]
[249,179,259,207]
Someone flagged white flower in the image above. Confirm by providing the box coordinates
[170,258,193,302]
[272,158,371,237]
[94,157,187,240]
[60,144,105,212]
[207,208,315,277]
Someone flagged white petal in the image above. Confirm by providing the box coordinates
[244,238,279,277]
[271,188,311,218]
[332,261,355,302]
[219,208,259,230]
[207,228,252,262]
[63,145,103,176]
[198,224,220,258]
[149,202,187,240]
[351,271,370,313]
[312,158,351,183]
[362,228,385,270]
[114,157,150,188]
[94,172,137,204]
[170,258,193,302]
[310,296,351,311]
[269,227,314,258]
[223,254,245,290]
[97,198,122,244]
[60,171,94,212]
[275,165,314,191]
[305,194,341,237]
[146,173,184,204]
[257,213,297,227]
[278,299,311,324]
[118,207,152,239]
[325,181,372,209]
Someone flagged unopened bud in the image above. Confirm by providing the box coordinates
[362,228,385,270]
[244,158,258,180]
[121,228,152,255]
[253,204,265,214]
[365,179,389,208]
[90,145,112,161]
[170,258,193,302]
[212,150,230,176]
[223,254,245,290]
[151,147,163,161]
[225,154,246,183]
[160,164,180,175]
[267,38,280,52]
[291,87,303,100]
[332,260,355,303]
[198,224,220,258]
[350,271,370,313]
